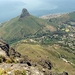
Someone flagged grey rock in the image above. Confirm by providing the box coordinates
[20,8,30,18]
[0,39,9,56]
[59,71,68,75]
[9,47,21,57]
[0,63,44,75]
[62,71,68,75]
[39,59,52,70]
[0,39,21,62]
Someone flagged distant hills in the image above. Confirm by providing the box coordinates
[0,9,75,45]
[0,8,57,44]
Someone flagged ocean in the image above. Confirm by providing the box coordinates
[0,0,75,23]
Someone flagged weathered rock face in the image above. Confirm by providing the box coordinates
[0,63,44,75]
[59,71,68,75]
[9,47,21,57]
[38,58,52,70]
[0,39,9,56]
[0,39,69,75]
[20,8,30,18]
[0,39,21,58]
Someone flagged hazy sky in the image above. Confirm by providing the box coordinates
[0,0,75,22]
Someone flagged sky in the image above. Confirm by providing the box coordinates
[0,0,75,23]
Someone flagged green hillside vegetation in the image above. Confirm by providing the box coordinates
[0,10,75,45]
[0,15,48,44]
[13,41,75,75]
[69,11,75,21]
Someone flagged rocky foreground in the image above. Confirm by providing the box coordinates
[0,39,44,75]
[0,63,68,75]
[0,63,44,75]
[0,39,68,75]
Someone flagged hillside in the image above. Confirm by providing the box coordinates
[11,11,75,74]
[13,41,75,75]
[0,8,52,44]
[0,8,75,75]
[0,39,46,75]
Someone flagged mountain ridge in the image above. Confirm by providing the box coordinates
[0,8,48,44]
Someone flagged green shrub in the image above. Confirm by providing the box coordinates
[14,70,26,75]
[0,68,7,75]
[5,58,12,63]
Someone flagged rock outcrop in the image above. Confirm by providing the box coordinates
[0,63,44,75]
[0,39,9,56]
[0,39,21,58]
[0,63,69,75]
[38,58,52,70]
[9,47,21,57]
[59,71,68,75]
[20,8,30,18]
[0,39,69,75]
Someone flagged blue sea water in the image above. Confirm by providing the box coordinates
[0,0,75,23]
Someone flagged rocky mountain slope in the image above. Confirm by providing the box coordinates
[0,39,70,75]
[0,8,75,75]
[0,39,21,62]
[0,39,48,75]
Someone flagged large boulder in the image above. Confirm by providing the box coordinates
[62,71,68,75]
[38,58,52,70]
[59,71,68,75]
